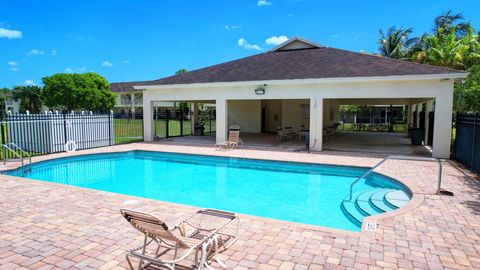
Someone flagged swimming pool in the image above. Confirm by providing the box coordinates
[4,150,411,231]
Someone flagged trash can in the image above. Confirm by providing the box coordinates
[410,128,425,145]
[194,123,204,136]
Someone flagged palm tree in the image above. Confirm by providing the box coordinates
[433,10,470,39]
[415,28,467,69]
[12,85,43,113]
[175,68,188,75]
[461,27,480,68]
[378,27,418,59]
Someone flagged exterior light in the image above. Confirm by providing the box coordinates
[255,85,266,95]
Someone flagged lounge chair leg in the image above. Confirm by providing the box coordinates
[126,254,135,270]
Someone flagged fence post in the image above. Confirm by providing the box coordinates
[180,109,184,137]
[108,111,113,146]
[166,110,169,138]
[452,113,457,160]
[472,113,478,170]
[63,112,67,145]
[0,113,5,146]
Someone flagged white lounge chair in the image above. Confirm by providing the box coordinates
[121,208,239,270]
[216,125,241,150]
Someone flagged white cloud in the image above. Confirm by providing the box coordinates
[65,67,86,73]
[257,0,272,6]
[27,49,45,56]
[0,28,22,39]
[101,60,113,67]
[238,38,262,51]
[121,60,130,64]
[225,25,242,30]
[51,49,57,56]
[8,61,18,71]
[23,80,35,86]
[265,35,289,46]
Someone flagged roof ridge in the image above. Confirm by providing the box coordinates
[325,47,464,73]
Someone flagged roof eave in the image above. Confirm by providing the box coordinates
[134,73,468,90]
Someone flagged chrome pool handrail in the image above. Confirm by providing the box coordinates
[2,143,31,168]
[347,155,443,201]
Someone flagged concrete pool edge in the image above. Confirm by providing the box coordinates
[1,143,424,236]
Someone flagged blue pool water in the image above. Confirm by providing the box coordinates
[5,151,407,231]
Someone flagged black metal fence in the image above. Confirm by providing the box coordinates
[454,113,480,174]
[153,109,216,139]
[0,112,145,160]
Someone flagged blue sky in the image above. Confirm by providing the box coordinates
[1,0,479,88]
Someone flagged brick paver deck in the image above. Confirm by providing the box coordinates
[1,143,479,269]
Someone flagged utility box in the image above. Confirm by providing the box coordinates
[409,128,425,145]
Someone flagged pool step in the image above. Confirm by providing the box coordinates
[370,189,397,212]
[356,189,382,216]
[385,190,410,208]
[341,188,411,225]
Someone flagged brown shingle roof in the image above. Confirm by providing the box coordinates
[110,81,148,93]
[137,47,464,86]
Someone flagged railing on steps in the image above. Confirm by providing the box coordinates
[347,155,443,201]
[2,143,32,169]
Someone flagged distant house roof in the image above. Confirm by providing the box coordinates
[110,81,147,93]
[112,37,466,89]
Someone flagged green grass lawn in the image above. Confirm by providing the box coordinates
[113,118,216,144]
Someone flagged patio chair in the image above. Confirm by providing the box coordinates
[276,126,298,143]
[120,208,239,270]
[215,125,241,150]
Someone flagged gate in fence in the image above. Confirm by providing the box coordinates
[454,113,480,174]
[153,109,216,139]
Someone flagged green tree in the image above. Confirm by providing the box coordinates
[12,85,43,113]
[454,65,480,112]
[0,87,11,112]
[432,10,471,39]
[42,72,115,111]
[175,68,188,75]
[413,27,468,69]
[378,27,418,59]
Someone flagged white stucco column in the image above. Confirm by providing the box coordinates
[309,97,323,151]
[191,102,198,134]
[130,93,135,115]
[191,102,199,124]
[424,100,434,145]
[433,94,453,158]
[406,104,413,127]
[332,100,340,123]
[143,99,154,142]
[216,99,228,143]
[415,103,423,128]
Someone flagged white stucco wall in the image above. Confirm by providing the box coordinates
[228,100,261,133]
[282,99,310,131]
[142,77,456,158]
[263,100,282,133]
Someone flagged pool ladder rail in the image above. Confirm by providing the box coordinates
[2,143,32,170]
[347,155,446,202]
